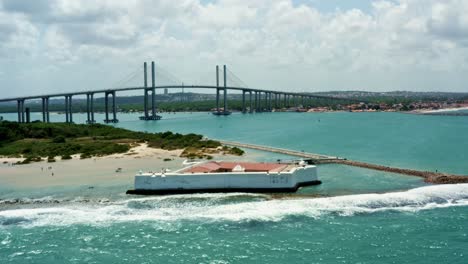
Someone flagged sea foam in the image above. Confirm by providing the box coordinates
[1,184,468,227]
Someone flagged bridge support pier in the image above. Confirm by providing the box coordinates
[274,93,278,109]
[216,88,220,113]
[65,96,69,123]
[17,99,25,123]
[255,91,262,113]
[144,89,148,118]
[276,94,279,109]
[86,93,96,124]
[281,94,285,108]
[257,92,261,112]
[41,98,46,122]
[40,97,50,123]
[45,98,49,122]
[105,93,109,122]
[268,92,272,111]
[151,61,157,118]
[223,65,228,115]
[17,100,21,123]
[25,108,30,123]
[242,90,246,113]
[86,94,90,123]
[112,91,117,121]
[222,88,227,114]
[144,62,148,118]
[65,96,68,123]
[249,91,253,113]
[150,88,157,117]
[104,91,118,123]
[69,96,72,123]
[254,91,258,112]
[141,62,149,119]
[216,65,220,114]
[22,101,25,122]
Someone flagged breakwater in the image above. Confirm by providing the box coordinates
[220,140,468,184]
[331,160,468,184]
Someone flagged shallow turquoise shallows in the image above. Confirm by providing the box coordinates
[1,112,468,264]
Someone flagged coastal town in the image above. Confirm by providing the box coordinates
[299,101,468,113]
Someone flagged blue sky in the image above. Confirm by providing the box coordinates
[0,0,467,97]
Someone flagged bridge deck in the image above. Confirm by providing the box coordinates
[0,85,360,103]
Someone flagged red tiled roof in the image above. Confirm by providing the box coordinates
[184,161,286,173]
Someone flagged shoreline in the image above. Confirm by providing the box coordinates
[411,106,468,114]
[2,108,468,121]
[0,143,265,190]
[0,143,185,189]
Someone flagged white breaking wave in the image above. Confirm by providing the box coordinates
[1,184,468,227]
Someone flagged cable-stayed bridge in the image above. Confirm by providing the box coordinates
[0,61,360,123]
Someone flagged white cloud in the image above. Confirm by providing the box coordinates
[0,0,468,96]
[0,9,39,57]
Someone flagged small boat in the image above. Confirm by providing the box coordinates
[211,108,232,116]
[127,160,321,195]
[212,111,232,116]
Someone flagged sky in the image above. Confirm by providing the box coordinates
[0,0,468,98]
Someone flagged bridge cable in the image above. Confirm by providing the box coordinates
[155,65,184,86]
[110,67,141,88]
[226,68,249,88]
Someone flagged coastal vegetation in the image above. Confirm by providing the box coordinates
[0,121,243,164]
[180,146,244,160]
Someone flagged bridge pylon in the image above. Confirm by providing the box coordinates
[212,64,231,116]
[140,61,162,121]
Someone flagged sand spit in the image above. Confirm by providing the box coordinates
[0,144,185,188]
[411,106,468,114]
[0,143,257,189]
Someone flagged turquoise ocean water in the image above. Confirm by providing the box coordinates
[1,112,468,263]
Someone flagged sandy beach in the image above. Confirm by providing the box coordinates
[0,143,258,189]
[413,106,468,114]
